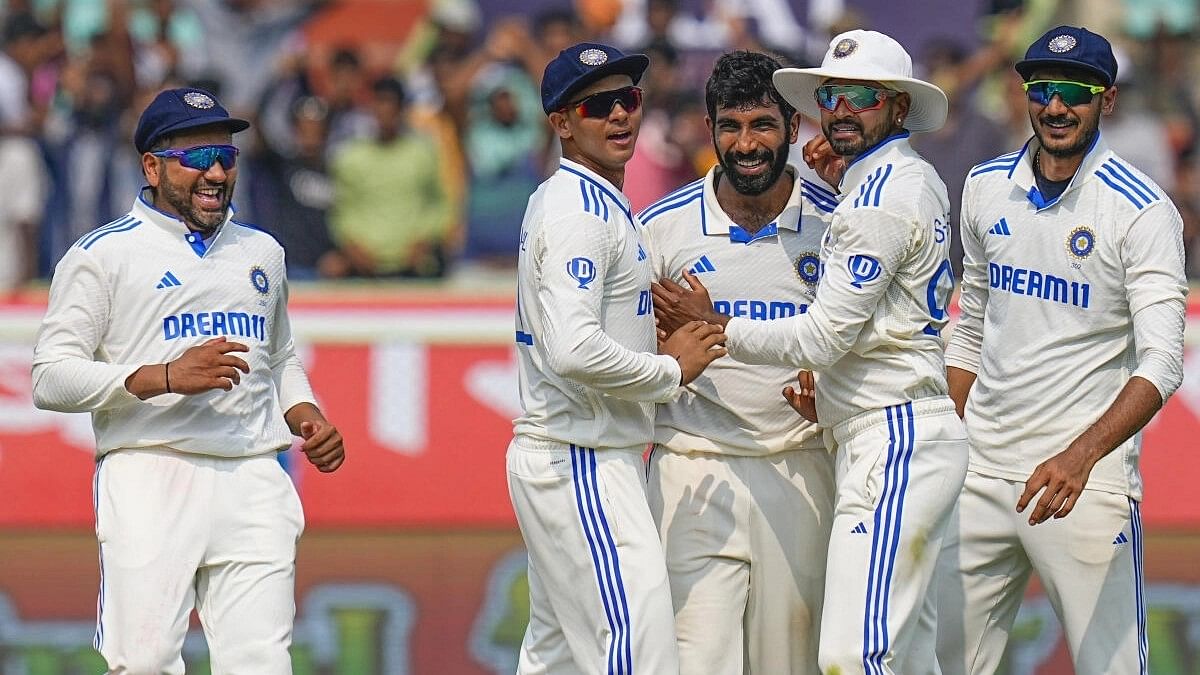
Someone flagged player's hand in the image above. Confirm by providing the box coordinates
[1016,444,1099,524]
[661,320,726,385]
[652,271,727,336]
[802,133,847,188]
[783,370,818,423]
[168,337,250,394]
[299,419,346,473]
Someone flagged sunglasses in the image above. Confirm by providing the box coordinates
[1022,80,1106,106]
[564,86,643,118]
[815,84,898,112]
[150,144,239,171]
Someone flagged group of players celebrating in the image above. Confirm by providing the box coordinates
[508,24,1184,675]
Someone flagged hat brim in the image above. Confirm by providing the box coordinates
[1014,58,1113,86]
[141,115,251,152]
[544,54,650,114]
[773,66,948,133]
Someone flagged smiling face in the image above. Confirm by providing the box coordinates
[142,125,236,234]
[549,74,641,185]
[818,78,909,159]
[1027,67,1115,159]
[709,99,798,196]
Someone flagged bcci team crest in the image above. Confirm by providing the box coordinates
[250,266,270,294]
[183,91,215,109]
[794,252,821,285]
[832,38,858,59]
[1067,226,1095,259]
[1048,34,1078,53]
[579,49,608,66]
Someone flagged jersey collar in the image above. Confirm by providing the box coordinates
[132,188,235,258]
[1010,132,1110,211]
[558,158,634,222]
[700,165,805,244]
[839,130,913,193]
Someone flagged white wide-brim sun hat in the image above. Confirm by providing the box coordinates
[773,29,948,133]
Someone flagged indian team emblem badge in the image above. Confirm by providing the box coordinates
[183,91,215,109]
[832,38,858,59]
[249,266,270,294]
[1066,226,1095,259]
[1048,34,1077,53]
[794,252,821,286]
[567,257,596,289]
[579,49,608,66]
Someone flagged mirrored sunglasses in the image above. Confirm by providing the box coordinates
[565,86,643,119]
[150,144,239,171]
[815,84,898,113]
[1022,80,1106,107]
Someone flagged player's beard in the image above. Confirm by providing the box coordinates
[823,116,897,159]
[1032,107,1100,159]
[159,176,232,234]
[719,140,790,196]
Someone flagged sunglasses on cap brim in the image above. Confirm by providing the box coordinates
[150,144,239,171]
[562,86,643,119]
[1022,80,1106,106]
[814,84,899,113]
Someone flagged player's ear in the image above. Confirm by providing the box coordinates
[1101,85,1117,116]
[548,110,573,140]
[142,152,162,187]
[788,111,802,144]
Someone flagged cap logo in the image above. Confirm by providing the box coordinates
[1048,34,1077,53]
[579,48,608,67]
[832,38,858,59]
[183,92,215,109]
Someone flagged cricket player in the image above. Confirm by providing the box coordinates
[935,26,1187,675]
[508,42,726,674]
[654,30,967,675]
[640,50,836,674]
[31,87,345,673]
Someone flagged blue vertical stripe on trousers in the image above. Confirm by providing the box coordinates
[1130,497,1147,673]
[92,456,106,651]
[571,446,632,673]
[863,402,916,674]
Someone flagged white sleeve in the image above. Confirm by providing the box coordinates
[1122,201,1188,401]
[31,248,142,412]
[269,270,317,414]
[725,208,914,370]
[944,180,986,374]
[536,213,682,402]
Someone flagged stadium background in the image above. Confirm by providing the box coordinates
[1,0,1199,673]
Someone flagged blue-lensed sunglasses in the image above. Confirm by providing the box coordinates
[150,144,239,171]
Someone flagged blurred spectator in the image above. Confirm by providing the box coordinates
[247,95,336,280]
[0,133,46,291]
[1101,45,1175,191]
[0,12,45,133]
[533,8,583,60]
[323,46,373,155]
[911,38,1007,276]
[459,62,543,266]
[623,41,698,210]
[326,77,453,279]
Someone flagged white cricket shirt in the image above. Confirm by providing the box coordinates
[946,135,1188,499]
[32,193,315,458]
[512,158,682,449]
[641,166,833,455]
[722,133,955,429]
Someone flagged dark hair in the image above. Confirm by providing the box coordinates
[533,9,578,35]
[705,50,795,124]
[372,76,407,103]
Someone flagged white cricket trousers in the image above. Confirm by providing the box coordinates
[818,397,968,675]
[647,447,836,675]
[935,470,1147,675]
[506,435,680,675]
[93,448,304,674]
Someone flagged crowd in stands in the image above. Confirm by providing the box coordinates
[0,0,1197,290]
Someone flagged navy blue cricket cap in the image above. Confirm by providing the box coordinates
[1016,26,1117,87]
[541,42,649,114]
[134,87,251,153]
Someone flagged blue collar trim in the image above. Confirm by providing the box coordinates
[845,130,911,171]
[559,164,633,221]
